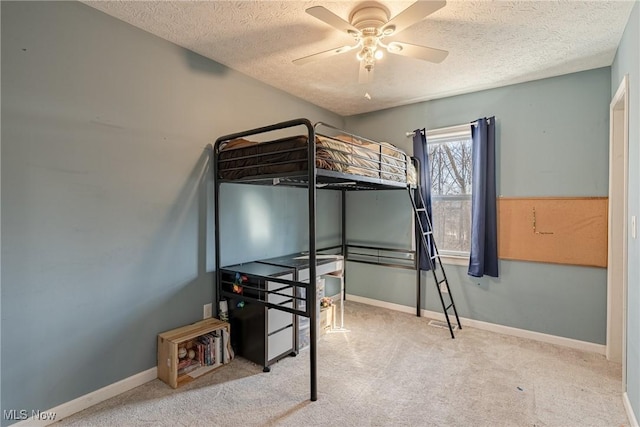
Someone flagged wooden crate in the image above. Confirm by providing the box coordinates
[157,318,230,388]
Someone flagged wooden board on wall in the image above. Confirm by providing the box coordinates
[498,197,608,268]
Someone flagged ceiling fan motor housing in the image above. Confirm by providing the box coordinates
[349,3,390,35]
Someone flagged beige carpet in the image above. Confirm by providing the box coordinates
[57,301,628,426]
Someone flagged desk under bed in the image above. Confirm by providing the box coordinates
[220,253,344,372]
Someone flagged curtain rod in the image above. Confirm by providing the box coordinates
[405,129,425,137]
[406,118,492,137]
[471,117,492,127]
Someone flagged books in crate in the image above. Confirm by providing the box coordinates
[177,331,222,377]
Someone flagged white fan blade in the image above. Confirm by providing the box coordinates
[306,6,359,35]
[358,62,374,84]
[382,1,446,36]
[387,41,448,63]
[293,45,357,65]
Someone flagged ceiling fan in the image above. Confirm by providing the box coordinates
[293,1,448,83]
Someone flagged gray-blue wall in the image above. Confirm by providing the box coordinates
[612,1,640,419]
[0,2,341,423]
[344,68,612,345]
[2,0,637,424]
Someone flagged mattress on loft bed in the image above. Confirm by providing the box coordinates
[218,134,417,185]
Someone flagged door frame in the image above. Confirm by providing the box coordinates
[606,74,629,388]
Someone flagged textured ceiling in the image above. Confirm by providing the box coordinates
[83,1,635,116]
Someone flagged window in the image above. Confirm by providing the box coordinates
[426,124,473,258]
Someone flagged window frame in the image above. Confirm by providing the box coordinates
[425,124,473,262]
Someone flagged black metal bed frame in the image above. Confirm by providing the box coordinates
[213,118,424,402]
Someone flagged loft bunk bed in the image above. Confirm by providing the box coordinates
[213,118,457,402]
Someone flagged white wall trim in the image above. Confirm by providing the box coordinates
[346,294,606,355]
[624,392,639,427]
[607,73,629,376]
[13,367,158,426]
[347,294,417,315]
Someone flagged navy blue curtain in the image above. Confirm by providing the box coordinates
[413,129,434,271]
[468,117,499,277]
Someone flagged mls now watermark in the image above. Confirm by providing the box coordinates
[3,409,57,421]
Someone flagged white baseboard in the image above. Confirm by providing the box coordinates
[624,392,639,427]
[346,294,606,355]
[346,294,417,315]
[14,367,158,427]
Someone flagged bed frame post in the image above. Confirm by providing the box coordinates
[213,139,222,318]
[413,157,422,318]
[415,188,422,317]
[306,120,318,402]
[341,189,347,301]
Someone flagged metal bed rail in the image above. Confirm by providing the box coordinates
[315,121,412,183]
[219,269,312,318]
[345,244,416,270]
[214,120,413,188]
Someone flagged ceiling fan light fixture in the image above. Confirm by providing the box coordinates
[387,42,403,53]
[374,50,383,60]
[382,25,395,36]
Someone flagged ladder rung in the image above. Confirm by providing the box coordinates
[438,279,447,285]
[423,231,432,235]
[416,208,426,212]
[445,303,453,311]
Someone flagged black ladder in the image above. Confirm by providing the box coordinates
[408,186,462,338]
